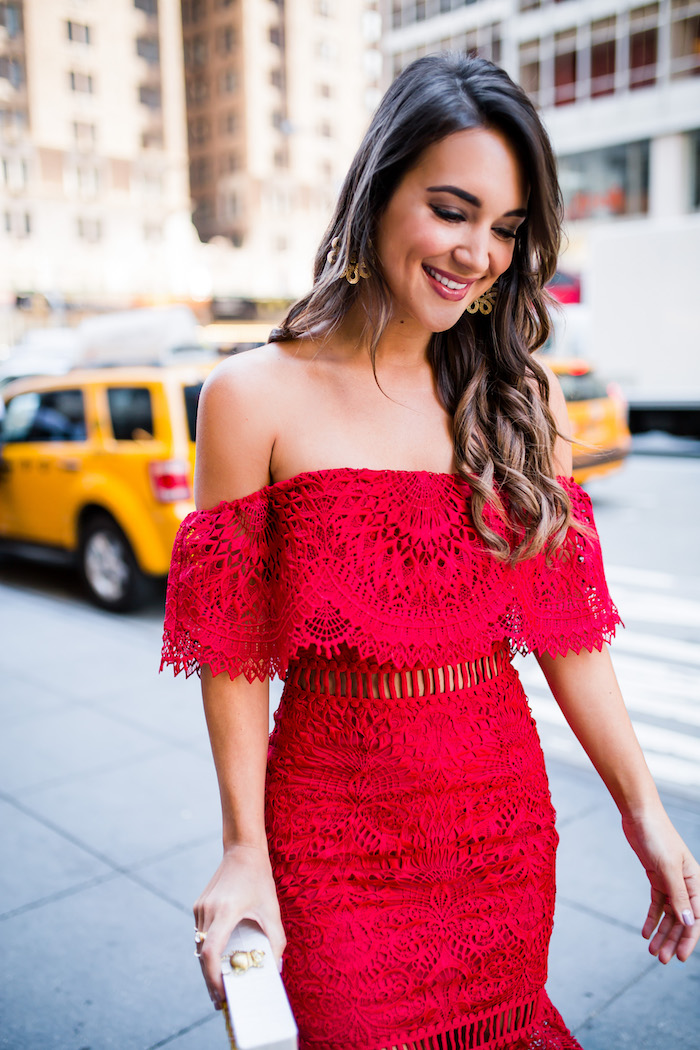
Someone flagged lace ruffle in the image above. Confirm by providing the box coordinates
[160,469,621,682]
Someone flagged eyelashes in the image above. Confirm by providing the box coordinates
[429,205,519,241]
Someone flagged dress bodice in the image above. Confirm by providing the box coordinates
[160,467,620,682]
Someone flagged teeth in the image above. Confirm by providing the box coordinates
[425,265,467,291]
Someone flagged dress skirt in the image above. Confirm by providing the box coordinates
[265,647,582,1050]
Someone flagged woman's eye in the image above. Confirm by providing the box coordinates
[430,205,464,223]
[494,227,518,240]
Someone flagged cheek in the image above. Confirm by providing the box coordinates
[493,241,516,277]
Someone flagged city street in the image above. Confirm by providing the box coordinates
[1,453,699,1049]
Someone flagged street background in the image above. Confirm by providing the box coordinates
[1,451,699,1050]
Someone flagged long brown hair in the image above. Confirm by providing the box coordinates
[271,53,572,561]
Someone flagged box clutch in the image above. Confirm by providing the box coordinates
[221,919,298,1050]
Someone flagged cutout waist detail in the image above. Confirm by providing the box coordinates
[286,645,510,701]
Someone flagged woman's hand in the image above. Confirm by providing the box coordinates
[194,844,286,1008]
[622,808,700,964]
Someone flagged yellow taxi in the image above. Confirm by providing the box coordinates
[0,359,218,610]
[547,357,631,483]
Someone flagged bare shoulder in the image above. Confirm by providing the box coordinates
[194,344,293,508]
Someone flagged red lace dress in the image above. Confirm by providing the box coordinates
[161,468,621,1050]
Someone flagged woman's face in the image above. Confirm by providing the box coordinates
[374,126,527,334]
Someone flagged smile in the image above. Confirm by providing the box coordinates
[423,264,474,301]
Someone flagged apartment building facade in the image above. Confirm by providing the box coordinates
[381,0,700,400]
[181,0,381,302]
[0,0,200,345]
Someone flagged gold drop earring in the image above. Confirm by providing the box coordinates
[466,289,497,315]
[326,237,370,284]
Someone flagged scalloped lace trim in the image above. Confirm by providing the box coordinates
[161,470,621,682]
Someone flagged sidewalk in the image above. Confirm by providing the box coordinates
[0,579,698,1050]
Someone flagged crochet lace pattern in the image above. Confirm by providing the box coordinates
[161,468,617,1049]
[161,468,621,682]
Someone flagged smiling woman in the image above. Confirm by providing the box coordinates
[161,52,699,1050]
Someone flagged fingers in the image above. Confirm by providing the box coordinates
[644,891,698,964]
[198,915,236,1008]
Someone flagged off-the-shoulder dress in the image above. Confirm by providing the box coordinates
[162,467,621,1050]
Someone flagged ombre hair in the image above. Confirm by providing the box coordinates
[271,52,572,561]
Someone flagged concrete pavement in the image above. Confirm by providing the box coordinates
[1,574,698,1050]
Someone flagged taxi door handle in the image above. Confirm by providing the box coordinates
[58,458,80,472]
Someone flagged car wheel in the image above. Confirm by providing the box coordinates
[79,514,151,612]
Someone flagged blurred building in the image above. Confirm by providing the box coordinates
[381,0,700,405]
[0,0,205,345]
[181,0,381,305]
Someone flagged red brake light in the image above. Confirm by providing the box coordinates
[149,460,192,502]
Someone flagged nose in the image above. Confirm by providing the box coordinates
[452,225,491,278]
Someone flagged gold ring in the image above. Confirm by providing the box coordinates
[194,929,207,945]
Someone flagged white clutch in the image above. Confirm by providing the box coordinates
[221,920,298,1050]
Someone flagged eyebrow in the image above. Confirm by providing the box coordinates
[427,185,527,218]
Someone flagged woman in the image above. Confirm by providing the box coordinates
[162,54,698,1049]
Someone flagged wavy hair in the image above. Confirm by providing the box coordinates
[271,53,573,561]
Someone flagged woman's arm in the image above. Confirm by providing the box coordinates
[194,668,285,1007]
[190,353,286,1006]
[536,646,699,963]
[537,368,699,963]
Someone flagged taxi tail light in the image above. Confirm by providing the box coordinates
[149,460,192,502]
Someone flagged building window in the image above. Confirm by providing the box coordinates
[187,34,208,66]
[271,109,284,130]
[134,0,158,14]
[691,130,700,210]
[0,57,23,88]
[0,4,23,37]
[315,0,333,15]
[670,1,700,79]
[190,157,212,187]
[269,26,283,47]
[590,17,616,98]
[77,216,102,242]
[69,71,94,93]
[220,69,238,94]
[219,151,240,173]
[217,26,236,54]
[629,4,659,89]
[189,117,210,144]
[67,21,91,44]
[554,29,577,105]
[317,81,332,97]
[316,38,337,61]
[73,121,97,148]
[319,121,332,138]
[139,85,161,108]
[136,36,160,63]
[559,140,650,221]
[519,39,540,102]
[187,77,209,104]
[270,68,284,89]
[78,167,99,197]
[273,148,288,168]
[220,111,237,135]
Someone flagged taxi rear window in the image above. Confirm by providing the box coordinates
[107,387,154,440]
[183,384,203,441]
[557,372,607,402]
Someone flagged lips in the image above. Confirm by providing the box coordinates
[423,264,475,302]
